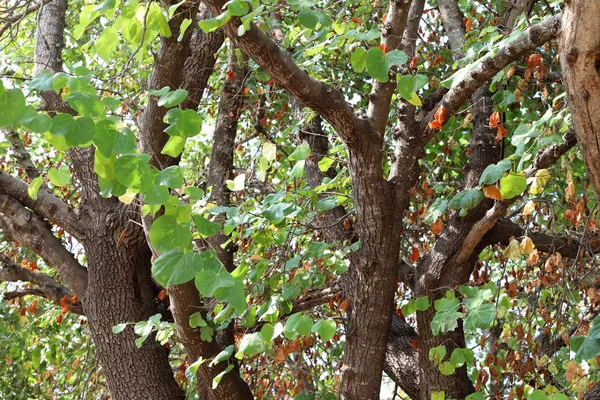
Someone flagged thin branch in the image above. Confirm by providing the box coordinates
[420,13,561,144]
[0,171,86,240]
[0,196,87,297]
[367,0,413,136]
[4,128,43,181]
[0,254,84,314]
[202,0,363,144]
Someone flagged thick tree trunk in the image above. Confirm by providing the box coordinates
[559,1,600,198]
[82,199,184,400]
[34,1,185,398]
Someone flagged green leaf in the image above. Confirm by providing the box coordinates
[311,318,336,342]
[479,159,512,185]
[48,165,71,187]
[156,166,184,188]
[198,11,231,33]
[178,18,193,41]
[528,390,549,400]
[214,280,246,312]
[464,303,496,330]
[18,107,52,133]
[499,173,527,199]
[189,312,207,328]
[431,392,445,400]
[351,48,367,73]
[316,196,337,212]
[263,202,296,224]
[415,296,430,311]
[192,214,222,237]
[0,88,26,128]
[428,345,447,365]
[95,26,118,62]
[149,214,192,253]
[288,143,311,161]
[284,312,313,339]
[161,135,187,157]
[318,156,334,172]
[67,92,105,117]
[226,0,249,16]
[366,48,407,82]
[431,297,464,335]
[157,89,188,108]
[448,188,484,211]
[195,265,235,297]
[290,160,305,178]
[114,153,151,190]
[298,10,332,30]
[28,176,43,200]
[164,108,202,137]
[210,345,235,367]
[571,335,600,360]
[112,323,127,334]
[29,71,58,92]
[94,122,136,157]
[237,332,263,356]
[287,0,317,10]
[151,249,205,286]
[396,74,428,105]
[50,114,95,147]
[439,361,456,376]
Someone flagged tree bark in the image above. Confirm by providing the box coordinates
[559,1,600,198]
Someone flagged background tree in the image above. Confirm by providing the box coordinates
[1,0,599,399]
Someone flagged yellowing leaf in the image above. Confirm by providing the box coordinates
[262,141,276,162]
[523,200,535,216]
[482,185,503,201]
[565,181,575,202]
[519,237,534,254]
[118,191,137,204]
[504,239,521,259]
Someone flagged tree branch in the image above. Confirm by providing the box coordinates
[201,0,363,144]
[367,0,413,136]
[0,171,86,240]
[0,195,87,297]
[4,129,42,181]
[419,13,561,144]
[437,0,466,54]
[0,254,84,314]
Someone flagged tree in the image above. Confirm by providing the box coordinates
[0,0,598,399]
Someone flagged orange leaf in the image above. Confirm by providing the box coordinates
[351,17,361,24]
[59,295,69,308]
[28,300,37,314]
[157,289,168,301]
[409,247,419,262]
[431,219,444,235]
[495,126,507,142]
[410,339,418,351]
[482,185,503,200]
[249,253,262,261]
[379,43,389,53]
[56,315,64,324]
[489,111,500,128]
[71,295,78,304]
[428,106,446,130]
[226,70,235,81]
[339,299,350,312]
[382,13,387,23]
[526,54,542,69]
[409,56,418,69]
[464,18,473,32]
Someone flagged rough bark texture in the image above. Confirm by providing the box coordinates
[31,1,185,398]
[559,1,600,198]
[168,44,254,400]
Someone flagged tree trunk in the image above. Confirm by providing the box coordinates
[559,1,600,198]
[82,198,184,400]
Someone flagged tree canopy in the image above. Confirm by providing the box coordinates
[1,0,599,399]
